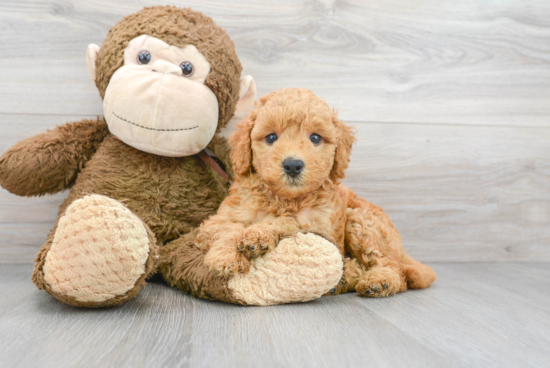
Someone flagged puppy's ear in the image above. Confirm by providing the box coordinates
[330,111,356,182]
[230,111,256,177]
[230,93,273,177]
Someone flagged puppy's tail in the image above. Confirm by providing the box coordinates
[401,254,437,289]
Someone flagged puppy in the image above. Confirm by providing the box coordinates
[196,88,436,297]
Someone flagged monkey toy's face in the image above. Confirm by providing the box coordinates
[104,35,218,157]
[87,34,255,157]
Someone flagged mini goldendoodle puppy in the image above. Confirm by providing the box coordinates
[196,88,436,297]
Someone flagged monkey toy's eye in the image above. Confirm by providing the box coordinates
[265,134,278,145]
[310,133,322,145]
[137,50,152,64]
[180,61,194,77]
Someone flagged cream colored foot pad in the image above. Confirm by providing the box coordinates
[228,233,343,306]
[43,195,150,303]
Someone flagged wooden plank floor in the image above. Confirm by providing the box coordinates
[1,263,549,368]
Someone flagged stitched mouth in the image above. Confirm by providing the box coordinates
[113,112,199,132]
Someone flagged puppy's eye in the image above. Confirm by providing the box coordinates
[265,134,278,145]
[180,61,194,77]
[137,50,152,65]
[310,133,322,145]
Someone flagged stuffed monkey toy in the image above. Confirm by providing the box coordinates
[0,6,343,307]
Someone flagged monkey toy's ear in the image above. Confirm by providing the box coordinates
[86,44,100,83]
[234,76,256,118]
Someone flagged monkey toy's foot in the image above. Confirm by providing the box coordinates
[34,195,158,307]
[227,233,343,305]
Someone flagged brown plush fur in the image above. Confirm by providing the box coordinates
[0,6,246,307]
[197,88,437,297]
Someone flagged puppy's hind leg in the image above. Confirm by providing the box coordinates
[356,266,404,297]
[327,257,404,298]
[402,254,437,289]
[344,205,407,297]
[325,257,365,296]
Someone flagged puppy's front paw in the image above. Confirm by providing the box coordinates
[204,246,250,276]
[238,225,278,259]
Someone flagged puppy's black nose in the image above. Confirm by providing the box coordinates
[283,158,304,177]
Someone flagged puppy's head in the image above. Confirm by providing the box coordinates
[230,88,355,198]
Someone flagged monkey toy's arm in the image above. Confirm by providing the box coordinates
[0,117,109,197]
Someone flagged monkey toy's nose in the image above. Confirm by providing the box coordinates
[283,158,304,178]
[151,60,182,76]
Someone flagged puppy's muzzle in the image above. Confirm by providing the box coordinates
[283,158,304,178]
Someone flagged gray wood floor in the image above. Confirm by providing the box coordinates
[1,0,549,263]
[1,263,549,368]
